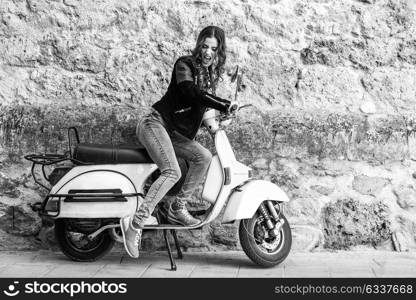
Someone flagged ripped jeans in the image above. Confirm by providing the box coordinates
[133,109,212,228]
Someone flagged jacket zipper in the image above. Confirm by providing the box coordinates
[174,107,192,114]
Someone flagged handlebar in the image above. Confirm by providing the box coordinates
[218,103,253,126]
[223,103,253,117]
[201,103,254,133]
[238,104,253,110]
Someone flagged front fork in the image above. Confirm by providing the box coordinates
[258,201,285,238]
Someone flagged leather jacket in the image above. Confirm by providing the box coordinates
[152,55,230,139]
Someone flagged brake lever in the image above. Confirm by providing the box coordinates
[239,104,253,110]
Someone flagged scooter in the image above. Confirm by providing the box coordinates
[25,70,292,270]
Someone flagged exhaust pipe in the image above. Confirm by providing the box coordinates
[87,224,120,239]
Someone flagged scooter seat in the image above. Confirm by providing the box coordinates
[73,143,153,165]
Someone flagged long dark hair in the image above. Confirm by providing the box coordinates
[192,26,226,89]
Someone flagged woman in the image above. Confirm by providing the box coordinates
[120,26,233,258]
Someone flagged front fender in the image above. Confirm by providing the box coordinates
[222,180,289,223]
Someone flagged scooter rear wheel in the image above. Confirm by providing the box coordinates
[55,219,115,262]
[239,211,291,268]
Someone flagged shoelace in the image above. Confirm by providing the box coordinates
[181,210,200,225]
[169,205,199,224]
[182,210,195,221]
[134,231,142,246]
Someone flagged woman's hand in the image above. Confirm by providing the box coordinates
[227,102,239,115]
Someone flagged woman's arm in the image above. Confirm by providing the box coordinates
[176,60,230,112]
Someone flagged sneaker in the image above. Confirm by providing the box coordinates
[156,204,169,224]
[167,205,200,226]
[143,215,158,226]
[120,217,142,258]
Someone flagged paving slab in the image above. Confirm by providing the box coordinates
[0,263,55,278]
[141,264,195,278]
[42,263,106,278]
[32,252,123,266]
[119,255,141,265]
[281,254,328,267]
[329,268,376,278]
[373,266,416,278]
[181,251,252,268]
[0,265,9,276]
[238,266,285,278]
[188,265,239,278]
[284,266,331,278]
[380,258,416,267]
[0,250,415,278]
[31,251,67,264]
[0,251,39,264]
[92,264,150,278]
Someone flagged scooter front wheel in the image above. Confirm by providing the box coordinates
[239,211,292,268]
[55,219,115,262]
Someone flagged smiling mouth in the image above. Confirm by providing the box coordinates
[202,55,212,64]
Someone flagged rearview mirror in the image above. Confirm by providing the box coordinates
[231,65,239,83]
[231,66,244,101]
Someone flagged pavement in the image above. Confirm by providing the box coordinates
[0,250,415,278]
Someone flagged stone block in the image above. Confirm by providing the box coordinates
[352,175,390,196]
[393,185,416,212]
[209,221,238,248]
[310,185,334,196]
[0,205,42,236]
[0,173,21,198]
[393,215,416,251]
[322,198,391,249]
[291,225,323,252]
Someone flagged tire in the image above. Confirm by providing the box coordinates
[239,209,292,268]
[54,219,115,262]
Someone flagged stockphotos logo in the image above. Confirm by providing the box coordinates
[3,281,20,297]
[3,281,127,297]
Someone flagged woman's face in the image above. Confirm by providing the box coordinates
[200,36,218,67]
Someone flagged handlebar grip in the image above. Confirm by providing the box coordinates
[228,102,239,114]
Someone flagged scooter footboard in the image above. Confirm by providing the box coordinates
[222,180,290,223]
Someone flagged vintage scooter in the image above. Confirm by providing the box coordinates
[25,69,292,270]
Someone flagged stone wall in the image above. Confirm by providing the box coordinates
[1,0,416,252]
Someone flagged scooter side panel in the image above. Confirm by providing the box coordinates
[215,130,236,166]
[202,130,252,224]
[51,164,157,194]
[57,171,135,218]
[51,164,157,218]
[221,180,290,223]
[59,197,138,218]
[201,155,223,204]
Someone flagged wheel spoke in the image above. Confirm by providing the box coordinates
[252,217,284,254]
[239,211,292,268]
[65,230,103,252]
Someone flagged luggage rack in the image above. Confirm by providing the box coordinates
[24,153,73,191]
[24,127,93,191]
[24,127,81,166]
[25,153,70,165]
